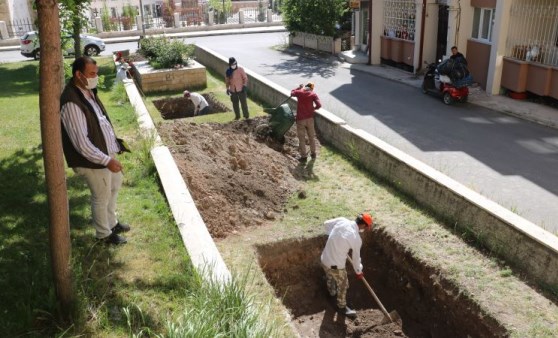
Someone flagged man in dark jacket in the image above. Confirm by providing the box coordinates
[60,56,130,245]
[291,82,322,162]
[450,46,467,65]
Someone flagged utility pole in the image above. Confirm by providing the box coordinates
[139,0,145,35]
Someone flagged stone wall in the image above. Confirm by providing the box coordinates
[194,44,558,288]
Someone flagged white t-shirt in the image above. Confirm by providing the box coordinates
[320,217,363,273]
[189,92,208,113]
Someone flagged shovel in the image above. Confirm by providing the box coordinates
[347,256,402,324]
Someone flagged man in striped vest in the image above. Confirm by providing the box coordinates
[60,56,130,245]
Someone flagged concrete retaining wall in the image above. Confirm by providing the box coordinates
[134,60,207,93]
[194,45,558,288]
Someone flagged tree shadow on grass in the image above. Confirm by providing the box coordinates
[0,63,40,98]
[0,147,158,335]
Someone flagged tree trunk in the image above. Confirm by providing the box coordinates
[36,0,74,322]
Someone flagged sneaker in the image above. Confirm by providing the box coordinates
[337,306,357,319]
[234,116,240,120]
[100,232,127,245]
[112,222,131,234]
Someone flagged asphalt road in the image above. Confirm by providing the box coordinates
[1,33,557,232]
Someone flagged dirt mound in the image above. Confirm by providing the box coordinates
[159,117,319,237]
[153,93,230,119]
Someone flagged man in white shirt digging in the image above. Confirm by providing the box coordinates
[320,213,374,319]
[184,90,209,116]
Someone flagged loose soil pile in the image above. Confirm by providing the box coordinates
[158,117,318,238]
[153,93,230,119]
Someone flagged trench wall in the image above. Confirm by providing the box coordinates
[194,45,558,288]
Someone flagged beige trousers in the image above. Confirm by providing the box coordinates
[296,117,316,158]
[74,166,123,239]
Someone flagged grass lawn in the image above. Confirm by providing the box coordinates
[0,58,284,337]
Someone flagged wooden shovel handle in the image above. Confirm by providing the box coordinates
[347,255,393,322]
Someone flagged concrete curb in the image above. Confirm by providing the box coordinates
[122,76,231,283]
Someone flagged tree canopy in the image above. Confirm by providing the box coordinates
[281,0,349,38]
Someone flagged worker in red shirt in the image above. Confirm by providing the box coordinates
[291,82,322,163]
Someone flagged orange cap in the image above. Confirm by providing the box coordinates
[361,213,373,230]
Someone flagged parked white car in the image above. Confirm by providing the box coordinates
[20,31,106,60]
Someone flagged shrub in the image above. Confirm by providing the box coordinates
[139,37,195,69]
[282,0,348,38]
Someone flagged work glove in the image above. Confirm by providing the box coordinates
[242,85,247,93]
[356,272,364,280]
[226,89,231,96]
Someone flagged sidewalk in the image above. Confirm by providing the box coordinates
[349,62,558,130]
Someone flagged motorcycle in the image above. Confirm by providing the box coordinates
[421,61,469,105]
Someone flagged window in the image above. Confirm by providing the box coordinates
[472,7,494,42]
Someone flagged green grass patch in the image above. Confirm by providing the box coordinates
[0,58,281,337]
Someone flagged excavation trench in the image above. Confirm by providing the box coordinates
[153,93,230,119]
[256,231,507,337]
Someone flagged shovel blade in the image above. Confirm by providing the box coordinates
[380,310,402,325]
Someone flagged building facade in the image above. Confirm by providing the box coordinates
[352,0,558,98]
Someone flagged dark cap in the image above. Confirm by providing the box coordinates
[228,57,237,65]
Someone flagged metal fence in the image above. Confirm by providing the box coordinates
[6,18,36,38]
[506,0,558,67]
[91,4,282,33]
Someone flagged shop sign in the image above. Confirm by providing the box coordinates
[349,0,361,9]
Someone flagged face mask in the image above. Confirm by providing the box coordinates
[80,72,98,90]
[231,64,237,70]
[85,76,99,90]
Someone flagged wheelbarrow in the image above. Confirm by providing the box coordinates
[263,97,295,140]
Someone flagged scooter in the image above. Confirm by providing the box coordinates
[422,61,469,105]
